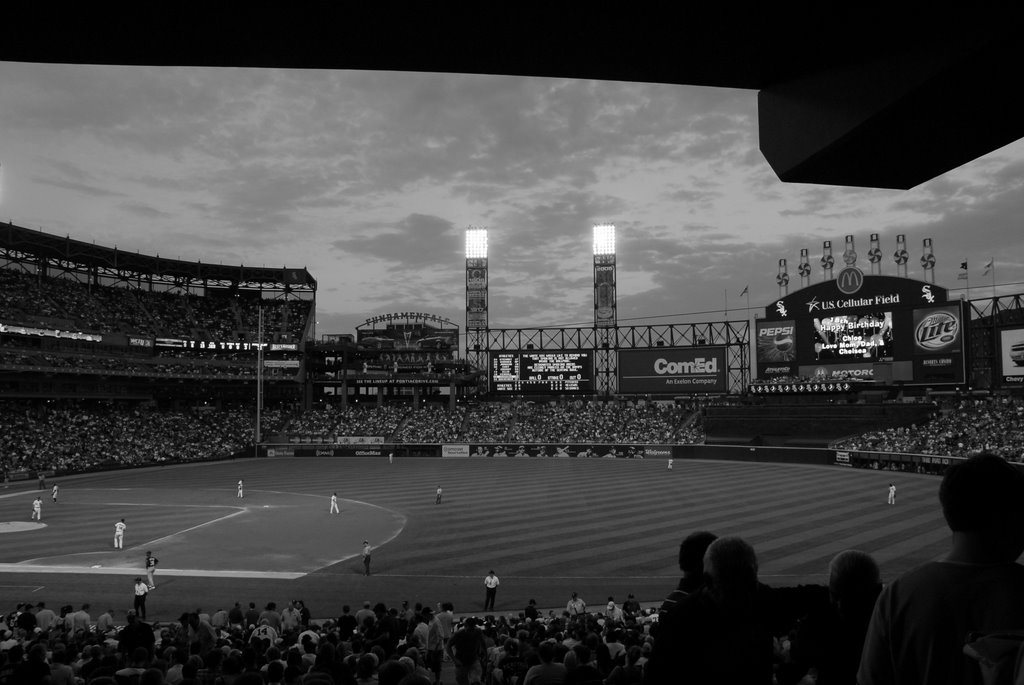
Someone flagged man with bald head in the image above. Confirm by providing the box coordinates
[646,536,767,683]
[646,536,827,684]
[789,549,882,684]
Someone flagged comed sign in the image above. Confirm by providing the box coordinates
[618,347,727,394]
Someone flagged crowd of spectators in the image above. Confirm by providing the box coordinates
[15,391,1024,477]
[833,396,1024,460]
[461,404,513,443]
[392,406,468,444]
[0,348,271,379]
[506,402,697,444]
[287,406,407,441]
[0,267,311,342]
[0,400,287,474]
[0,591,669,685]
[283,402,705,446]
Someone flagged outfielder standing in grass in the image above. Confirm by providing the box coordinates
[114,518,126,549]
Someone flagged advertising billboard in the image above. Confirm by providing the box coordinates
[998,327,1024,386]
[618,347,727,394]
[758,274,964,385]
[911,304,965,384]
[490,351,594,394]
[755,320,797,377]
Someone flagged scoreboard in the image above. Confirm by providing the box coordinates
[490,351,593,394]
[757,272,966,385]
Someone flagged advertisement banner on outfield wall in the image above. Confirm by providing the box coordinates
[617,347,727,394]
[466,444,671,458]
[442,445,471,458]
[297,446,384,457]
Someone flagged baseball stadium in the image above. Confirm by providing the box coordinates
[3,13,1024,685]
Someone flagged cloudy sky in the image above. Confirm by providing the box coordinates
[2,62,1023,341]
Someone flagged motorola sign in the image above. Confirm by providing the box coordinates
[618,347,727,394]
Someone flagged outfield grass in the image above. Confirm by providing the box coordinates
[0,457,947,621]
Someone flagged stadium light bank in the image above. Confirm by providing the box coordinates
[593,223,616,256]
[466,226,488,259]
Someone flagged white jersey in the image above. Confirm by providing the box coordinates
[115,521,126,535]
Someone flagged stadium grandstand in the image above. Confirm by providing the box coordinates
[6,219,1024,679]
[6,14,1024,684]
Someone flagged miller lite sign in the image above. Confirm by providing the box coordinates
[913,305,961,353]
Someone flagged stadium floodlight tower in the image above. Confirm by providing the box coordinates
[593,224,617,398]
[465,227,489,372]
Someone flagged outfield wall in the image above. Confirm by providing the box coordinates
[14,443,1006,482]
[263,442,888,469]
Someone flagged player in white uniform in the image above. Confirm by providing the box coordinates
[667,458,674,470]
[31,497,42,521]
[51,483,59,503]
[435,485,443,504]
[888,483,896,505]
[237,479,244,498]
[330,493,339,514]
[114,519,126,548]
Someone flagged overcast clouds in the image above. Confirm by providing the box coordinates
[2,62,1023,341]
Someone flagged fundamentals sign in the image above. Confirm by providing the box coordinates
[618,347,727,394]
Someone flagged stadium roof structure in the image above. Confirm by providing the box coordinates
[1,9,1021,191]
[0,223,316,292]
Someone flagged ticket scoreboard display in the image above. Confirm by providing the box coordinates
[490,351,594,394]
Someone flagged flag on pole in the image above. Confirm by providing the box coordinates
[740,285,748,297]
[959,260,968,271]
[983,259,994,276]
[957,273,968,280]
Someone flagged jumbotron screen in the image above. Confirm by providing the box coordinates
[812,312,893,361]
[490,351,594,394]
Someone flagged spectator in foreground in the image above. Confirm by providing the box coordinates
[646,536,769,683]
[790,549,882,685]
[448,617,487,685]
[858,453,1024,685]
[523,640,567,685]
[658,530,718,615]
[647,535,826,684]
